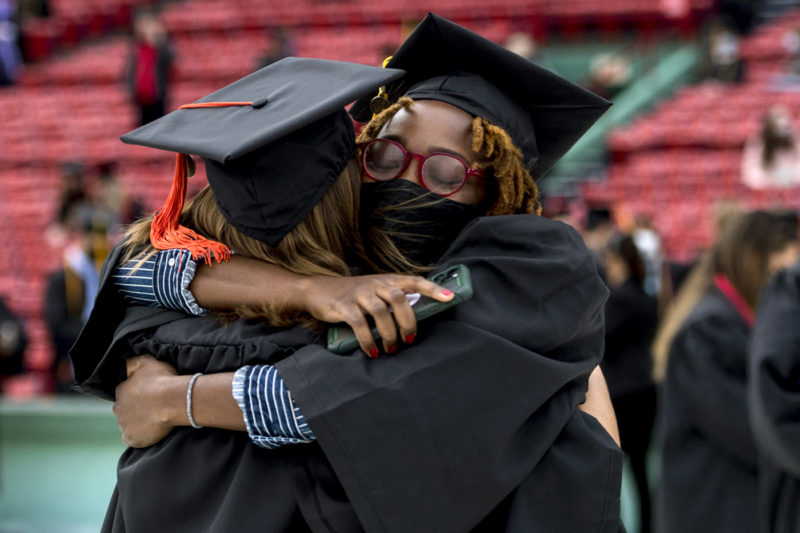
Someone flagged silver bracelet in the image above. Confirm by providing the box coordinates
[186,372,203,429]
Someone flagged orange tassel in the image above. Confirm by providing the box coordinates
[150,153,231,265]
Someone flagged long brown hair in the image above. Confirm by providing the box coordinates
[652,209,798,380]
[761,107,796,169]
[123,159,362,328]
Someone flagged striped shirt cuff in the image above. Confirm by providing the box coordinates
[113,249,208,316]
[232,365,315,449]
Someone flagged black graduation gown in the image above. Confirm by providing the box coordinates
[71,215,624,532]
[750,262,800,533]
[658,287,759,533]
[601,279,657,400]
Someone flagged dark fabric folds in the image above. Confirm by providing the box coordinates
[70,215,622,532]
[750,262,800,533]
[658,288,758,533]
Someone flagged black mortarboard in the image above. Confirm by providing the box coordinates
[350,13,611,181]
[120,57,404,259]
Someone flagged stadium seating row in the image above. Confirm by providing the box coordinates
[590,11,800,262]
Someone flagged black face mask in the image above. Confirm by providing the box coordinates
[360,180,484,269]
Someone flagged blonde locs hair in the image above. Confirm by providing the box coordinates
[357,96,542,216]
[122,159,363,328]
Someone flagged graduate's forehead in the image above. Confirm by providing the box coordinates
[377,100,476,159]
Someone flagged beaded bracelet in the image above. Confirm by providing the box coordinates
[186,372,203,429]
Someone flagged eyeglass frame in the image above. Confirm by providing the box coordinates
[359,138,485,197]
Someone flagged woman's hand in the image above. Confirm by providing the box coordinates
[190,257,453,357]
[113,355,189,448]
[299,274,455,357]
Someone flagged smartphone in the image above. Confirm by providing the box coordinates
[326,264,474,354]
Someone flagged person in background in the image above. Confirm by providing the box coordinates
[45,161,91,253]
[125,9,173,126]
[749,250,800,533]
[586,53,632,100]
[54,162,88,227]
[742,105,800,190]
[45,207,109,393]
[94,161,142,238]
[632,215,663,298]
[0,296,27,392]
[652,210,799,533]
[0,0,22,86]
[582,206,616,278]
[702,16,744,83]
[504,31,558,74]
[255,27,294,70]
[601,233,658,533]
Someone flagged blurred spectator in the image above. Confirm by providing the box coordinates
[0,296,26,392]
[94,160,144,238]
[653,210,799,533]
[633,215,663,297]
[582,206,616,277]
[701,17,744,83]
[741,105,800,189]
[56,161,88,225]
[125,9,173,126]
[585,53,632,100]
[46,161,91,248]
[44,208,110,393]
[98,161,145,229]
[600,233,658,533]
[769,27,800,89]
[95,161,124,232]
[781,27,800,76]
[0,0,21,86]
[255,27,294,70]
[504,31,557,73]
[16,0,49,18]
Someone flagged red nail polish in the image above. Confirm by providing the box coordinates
[441,289,453,296]
[387,344,397,354]
[405,334,415,344]
[369,347,379,358]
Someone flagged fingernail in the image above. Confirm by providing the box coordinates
[369,347,379,359]
[441,289,453,296]
[387,344,397,354]
[405,334,415,344]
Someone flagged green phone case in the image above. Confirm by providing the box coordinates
[326,264,473,354]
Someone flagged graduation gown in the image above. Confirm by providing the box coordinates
[750,262,800,533]
[658,287,758,533]
[71,215,623,532]
[601,279,657,400]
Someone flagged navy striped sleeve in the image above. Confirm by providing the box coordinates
[232,365,315,449]
[113,249,208,316]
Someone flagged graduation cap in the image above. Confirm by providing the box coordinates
[350,13,611,181]
[121,57,405,263]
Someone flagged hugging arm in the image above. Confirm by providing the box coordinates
[114,249,454,355]
[269,216,617,531]
[112,234,619,450]
[115,355,314,449]
[116,353,619,450]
